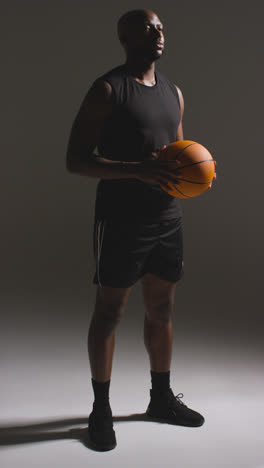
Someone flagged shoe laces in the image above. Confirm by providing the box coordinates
[170,390,187,408]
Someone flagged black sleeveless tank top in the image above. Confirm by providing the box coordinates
[94,64,183,222]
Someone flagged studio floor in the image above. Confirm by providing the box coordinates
[1,327,263,468]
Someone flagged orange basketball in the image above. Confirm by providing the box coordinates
[160,140,215,198]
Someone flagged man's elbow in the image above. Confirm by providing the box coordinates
[66,161,75,173]
[66,150,78,173]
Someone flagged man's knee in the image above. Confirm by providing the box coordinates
[145,296,174,324]
[142,274,176,323]
[92,286,131,332]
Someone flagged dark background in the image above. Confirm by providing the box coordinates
[1,1,263,345]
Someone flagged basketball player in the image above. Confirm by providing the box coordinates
[66,9,216,451]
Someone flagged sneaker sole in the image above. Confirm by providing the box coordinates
[87,427,117,452]
[89,439,117,452]
[146,410,205,427]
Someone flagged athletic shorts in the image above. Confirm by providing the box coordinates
[93,216,184,288]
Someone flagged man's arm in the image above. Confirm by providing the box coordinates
[66,79,137,179]
[66,79,185,187]
[175,84,184,141]
[174,84,216,187]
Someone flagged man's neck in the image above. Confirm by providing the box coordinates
[124,57,156,85]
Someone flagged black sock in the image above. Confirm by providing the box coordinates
[151,370,170,393]
[92,379,111,408]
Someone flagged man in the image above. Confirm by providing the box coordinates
[66,9,215,451]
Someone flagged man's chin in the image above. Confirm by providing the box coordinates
[154,52,163,60]
[131,48,163,62]
[152,51,163,61]
[150,48,164,61]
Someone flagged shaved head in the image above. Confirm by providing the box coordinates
[117,9,165,62]
[117,9,159,45]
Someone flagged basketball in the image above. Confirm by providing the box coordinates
[159,140,215,198]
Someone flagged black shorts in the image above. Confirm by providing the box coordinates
[93,217,184,288]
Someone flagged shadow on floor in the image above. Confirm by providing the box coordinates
[0,413,152,451]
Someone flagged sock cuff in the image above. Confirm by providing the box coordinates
[150,370,170,392]
[91,378,111,402]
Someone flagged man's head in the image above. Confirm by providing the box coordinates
[117,9,165,61]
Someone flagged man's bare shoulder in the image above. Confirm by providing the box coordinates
[173,83,183,97]
[88,79,113,102]
[77,78,114,119]
[174,83,184,116]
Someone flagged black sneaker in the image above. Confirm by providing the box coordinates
[88,403,117,451]
[146,388,205,427]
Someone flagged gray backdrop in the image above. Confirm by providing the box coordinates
[1,2,263,467]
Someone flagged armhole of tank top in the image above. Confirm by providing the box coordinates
[99,77,117,107]
[173,84,181,111]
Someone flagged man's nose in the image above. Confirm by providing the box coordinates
[154,29,163,40]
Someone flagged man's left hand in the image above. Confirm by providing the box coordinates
[208,161,217,189]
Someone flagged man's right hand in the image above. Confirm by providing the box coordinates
[132,145,182,191]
